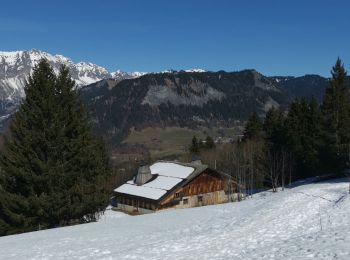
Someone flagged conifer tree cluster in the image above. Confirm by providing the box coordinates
[189,135,215,153]
[243,58,350,180]
[0,59,111,235]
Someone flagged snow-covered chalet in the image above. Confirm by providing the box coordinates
[113,161,238,214]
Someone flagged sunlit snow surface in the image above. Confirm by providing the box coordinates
[1,179,350,259]
[113,183,167,200]
[150,162,194,179]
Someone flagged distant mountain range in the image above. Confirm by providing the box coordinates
[0,49,333,143]
[0,49,147,127]
[79,70,331,146]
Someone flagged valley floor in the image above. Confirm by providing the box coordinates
[0,179,349,259]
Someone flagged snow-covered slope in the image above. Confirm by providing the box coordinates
[0,179,349,259]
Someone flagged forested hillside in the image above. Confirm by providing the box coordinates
[80,70,290,146]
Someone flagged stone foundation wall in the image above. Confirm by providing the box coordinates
[116,203,155,214]
[174,191,239,209]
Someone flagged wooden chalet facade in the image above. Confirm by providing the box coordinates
[113,161,238,214]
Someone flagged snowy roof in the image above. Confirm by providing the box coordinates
[150,162,194,179]
[143,176,183,190]
[114,184,167,200]
[114,162,196,200]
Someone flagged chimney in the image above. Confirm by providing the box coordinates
[135,165,152,185]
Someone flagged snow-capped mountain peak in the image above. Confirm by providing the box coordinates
[184,68,206,73]
[159,68,207,74]
[111,70,147,80]
[0,49,112,93]
[0,49,148,96]
[0,49,147,126]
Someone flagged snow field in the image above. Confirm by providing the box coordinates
[0,179,349,259]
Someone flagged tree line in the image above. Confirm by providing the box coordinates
[242,58,350,187]
[190,58,350,193]
[190,135,215,153]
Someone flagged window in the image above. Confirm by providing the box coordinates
[183,198,189,205]
[198,196,203,203]
[174,192,180,198]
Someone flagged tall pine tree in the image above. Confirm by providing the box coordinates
[285,98,322,177]
[320,58,350,172]
[263,107,286,148]
[190,135,199,153]
[243,112,263,141]
[0,59,111,235]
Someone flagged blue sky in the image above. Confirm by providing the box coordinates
[1,0,349,76]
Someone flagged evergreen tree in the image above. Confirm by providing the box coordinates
[285,98,322,177]
[263,107,286,148]
[306,97,322,172]
[320,58,350,172]
[0,59,111,235]
[205,136,215,149]
[0,186,30,235]
[190,135,199,153]
[243,112,263,141]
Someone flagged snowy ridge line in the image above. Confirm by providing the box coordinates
[0,49,149,117]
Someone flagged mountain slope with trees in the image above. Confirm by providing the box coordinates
[270,75,329,102]
[79,70,290,146]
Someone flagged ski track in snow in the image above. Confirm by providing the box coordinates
[0,179,349,259]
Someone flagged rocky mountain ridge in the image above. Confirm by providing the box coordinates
[0,49,146,127]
